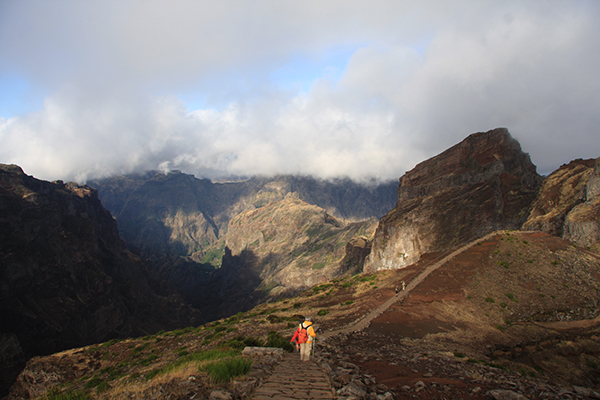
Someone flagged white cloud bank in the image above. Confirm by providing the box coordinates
[0,0,599,182]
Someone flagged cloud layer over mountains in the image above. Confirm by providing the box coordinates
[1,1,599,182]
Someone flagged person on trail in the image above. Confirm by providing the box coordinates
[395,286,399,295]
[402,281,406,291]
[291,316,316,361]
[290,321,301,352]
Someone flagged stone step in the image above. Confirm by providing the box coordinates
[251,353,335,399]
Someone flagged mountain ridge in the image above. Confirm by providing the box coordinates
[0,164,201,396]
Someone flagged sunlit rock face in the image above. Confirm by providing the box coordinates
[523,157,600,252]
[365,128,542,272]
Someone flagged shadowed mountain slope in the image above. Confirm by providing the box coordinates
[0,165,200,397]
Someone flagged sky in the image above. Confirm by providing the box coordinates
[0,0,599,183]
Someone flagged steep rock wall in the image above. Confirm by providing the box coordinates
[365,128,542,272]
[0,165,200,396]
[523,158,600,252]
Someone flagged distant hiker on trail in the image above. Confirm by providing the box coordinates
[291,316,317,361]
[402,281,406,291]
[290,319,302,352]
[395,286,399,295]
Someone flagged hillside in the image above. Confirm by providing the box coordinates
[8,230,600,399]
[0,165,201,397]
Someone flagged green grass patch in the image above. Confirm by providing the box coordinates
[223,336,264,350]
[312,283,333,293]
[83,377,104,390]
[200,356,252,383]
[485,296,495,303]
[312,262,325,270]
[146,348,242,381]
[99,338,122,348]
[44,388,91,400]
[317,309,329,316]
[139,353,158,366]
[358,274,377,282]
[265,331,294,352]
[505,293,518,302]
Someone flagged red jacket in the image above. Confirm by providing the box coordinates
[291,321,316,343]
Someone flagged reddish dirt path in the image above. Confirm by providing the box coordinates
[323,231,508,339]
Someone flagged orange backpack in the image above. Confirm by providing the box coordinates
[297,324,309,344]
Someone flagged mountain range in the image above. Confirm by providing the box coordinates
[1,127,599,398]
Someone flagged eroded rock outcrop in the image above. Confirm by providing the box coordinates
[523,158,600,252]
[0,164,200,396]
[365,128,542,272]
[214,193,378,317]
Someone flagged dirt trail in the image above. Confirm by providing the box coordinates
[322,230,513,339]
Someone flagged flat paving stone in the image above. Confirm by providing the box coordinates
[251,353,335,399]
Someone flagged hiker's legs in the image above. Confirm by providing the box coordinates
[300,343,311,361]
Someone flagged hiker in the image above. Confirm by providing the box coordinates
[290,322,301,352]
[395,286,399,295]
[291,316,317,361]
[402,281,406,291]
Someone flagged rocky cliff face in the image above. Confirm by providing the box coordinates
[161,194,378,320]
[220,194,377,308]
[0,165,200,396]
[523,158,600,252]
[365,128,542,272]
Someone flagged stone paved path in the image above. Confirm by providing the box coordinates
[251,352,335,399]
[251,230,524,399]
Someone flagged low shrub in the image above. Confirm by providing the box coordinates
[83,377,104,389]
[265,331,294,353]
[223,336,264,350]
[45,388,91,400]
[505,293,518,302]
[201,356,252,383]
